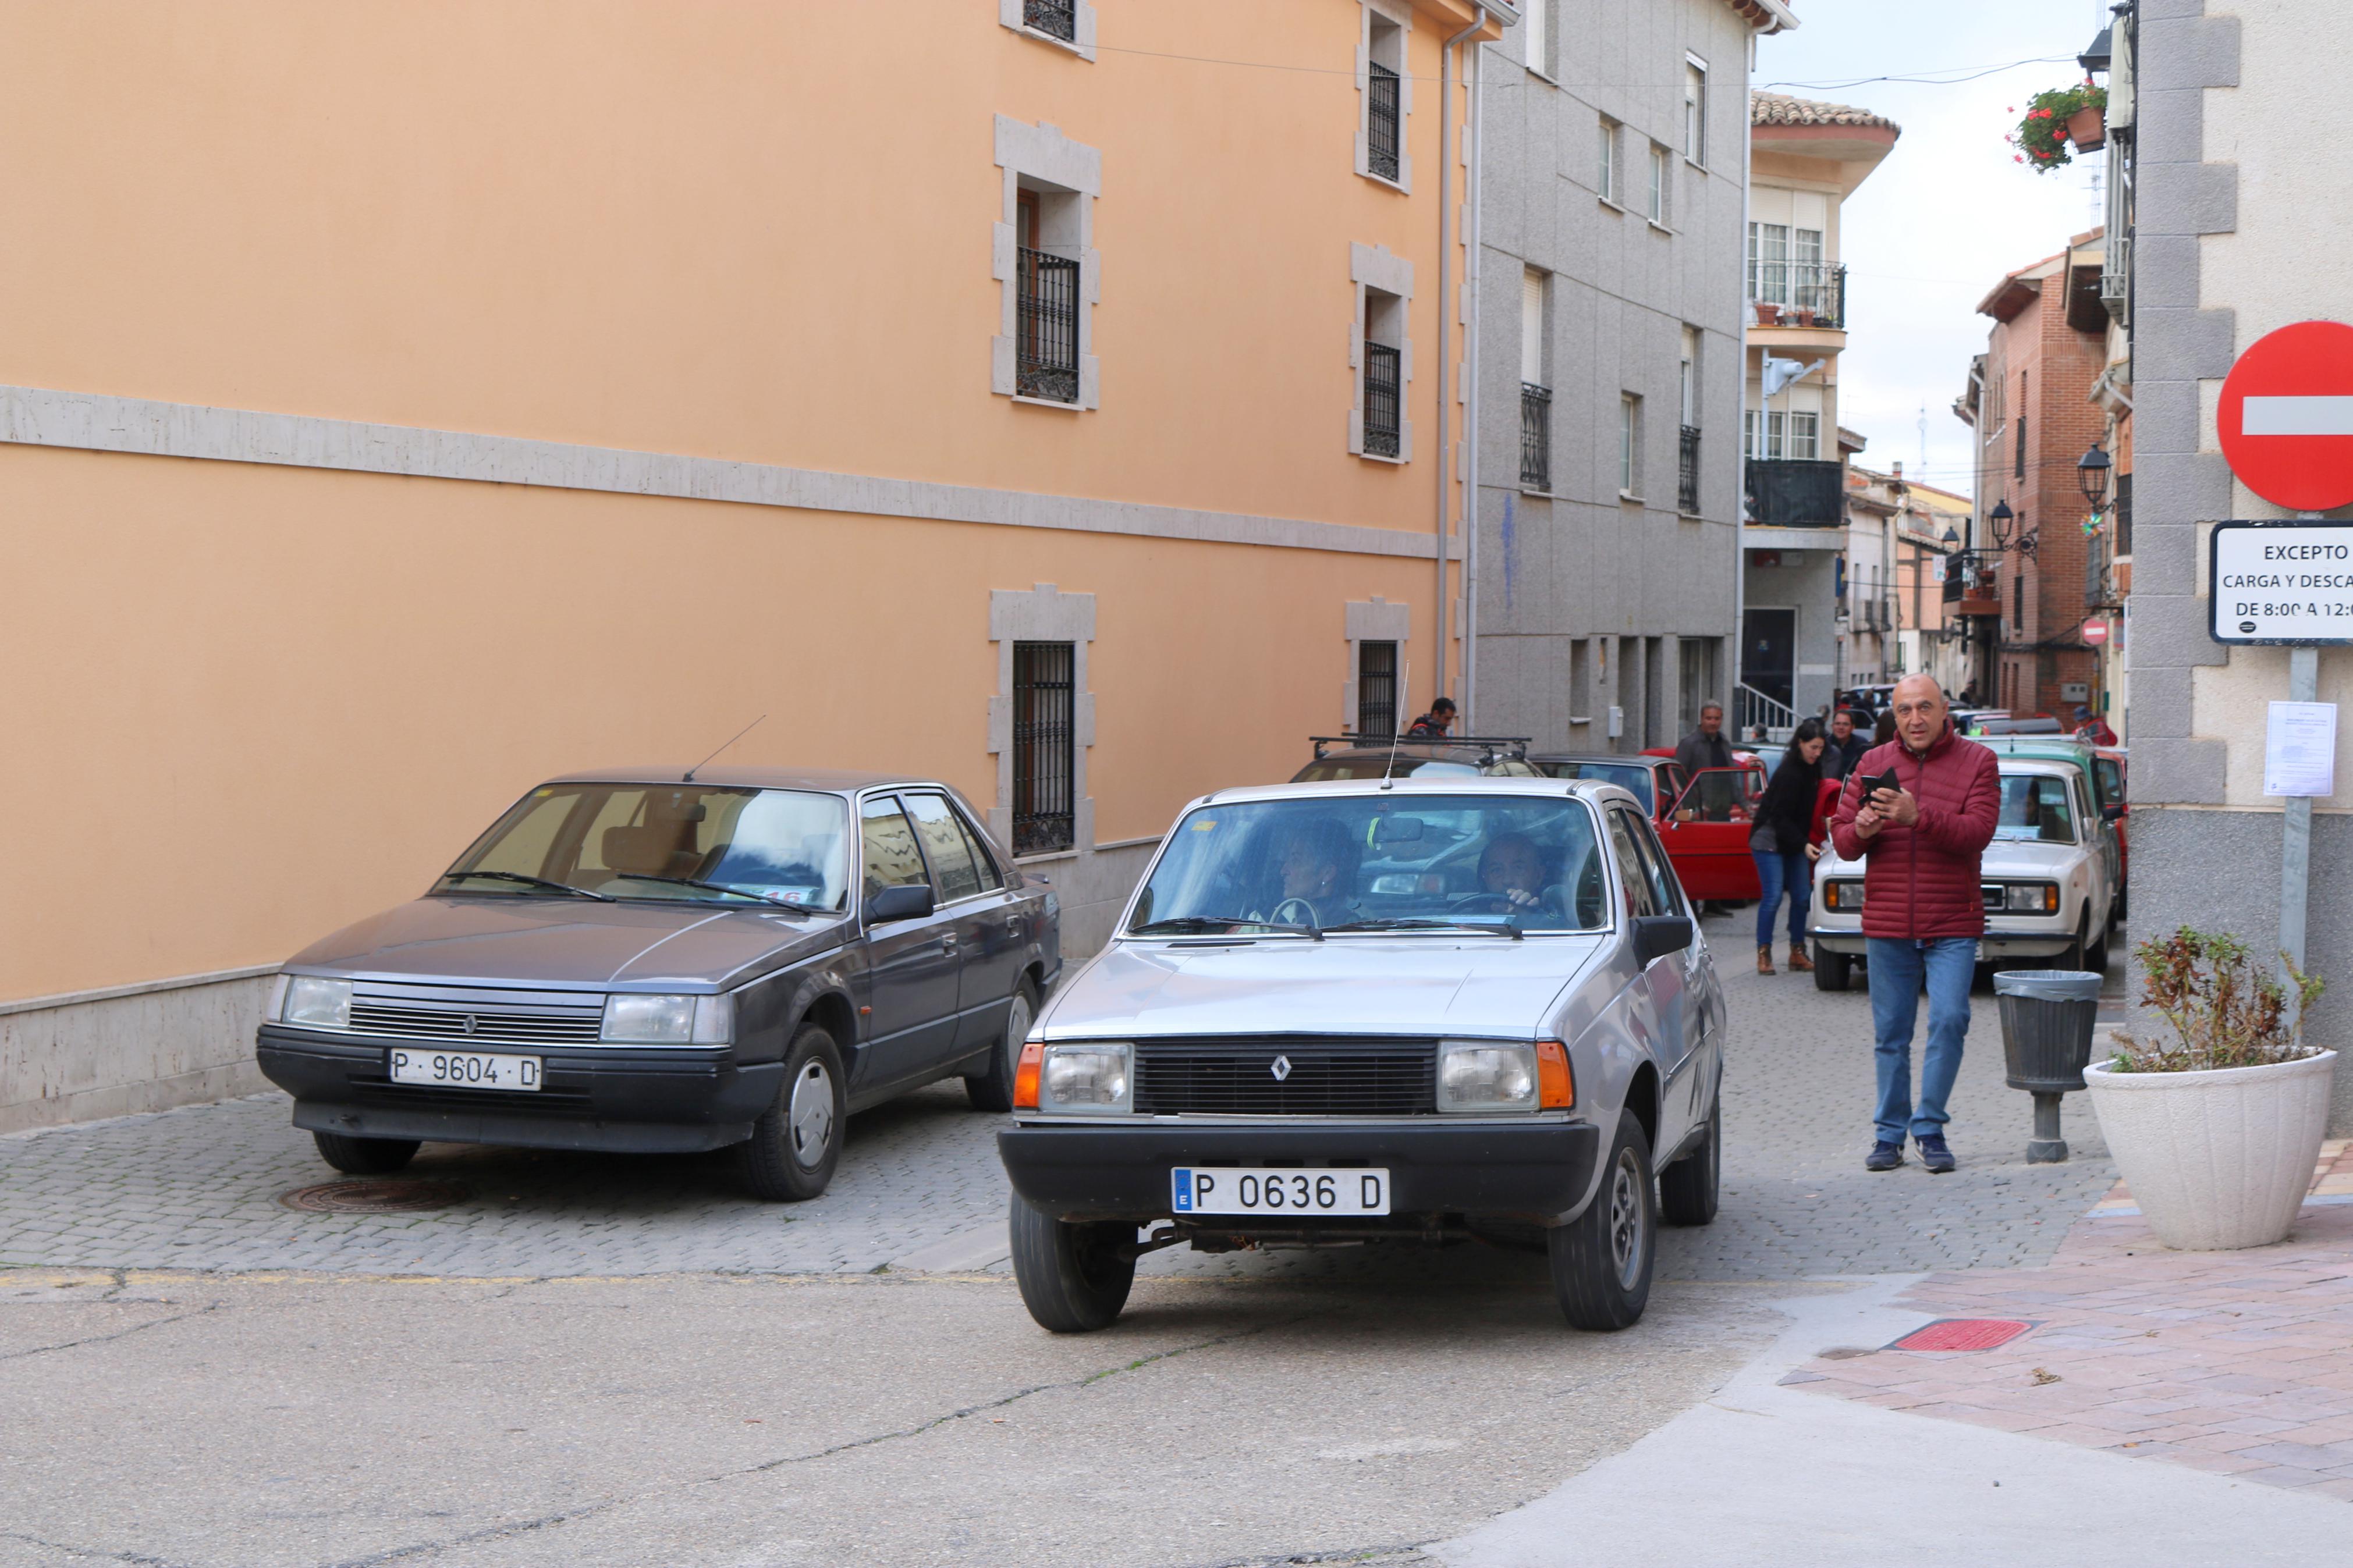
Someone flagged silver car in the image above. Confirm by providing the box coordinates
[995,777,1727,1334]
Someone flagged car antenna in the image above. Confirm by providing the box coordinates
[1382,661,1411,789]
[683,714,766,783]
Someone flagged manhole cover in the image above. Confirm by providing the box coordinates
[1889,1318,2035,1353]
[279,1179,471,1214]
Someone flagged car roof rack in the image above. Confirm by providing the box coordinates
[1309,734,1533,761]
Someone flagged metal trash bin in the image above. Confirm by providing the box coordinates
[1993,969,2103,1163]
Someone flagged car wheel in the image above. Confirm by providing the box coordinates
[1547,1110,1656,1331]
[311,1130,420,1175]
[1812,946,1852,992]
[964,979,1037,1113]
[1657,1096,1720,1227]
[736,1025,846,1203]
[1009,1194,1135,1333]
[2062,916,2087,974]
[2085,911,2110,975]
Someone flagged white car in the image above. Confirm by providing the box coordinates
[1805,758,2117,991]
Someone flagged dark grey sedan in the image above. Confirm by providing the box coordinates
[256,768,1059,1200]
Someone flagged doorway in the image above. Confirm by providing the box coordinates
[1742,607,1795,711]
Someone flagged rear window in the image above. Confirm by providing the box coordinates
[1294,756,1482,781]
[1536,761,1654,811]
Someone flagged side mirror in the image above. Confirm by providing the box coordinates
[865,883,936,924]
[2102,802,2127,823]
[1633,914,1695,963]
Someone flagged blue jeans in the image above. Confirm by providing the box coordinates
[1752,849,1811,948]
[1865,936,1975,1145]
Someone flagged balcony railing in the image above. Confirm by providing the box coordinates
[1747,260,1847,330]
[1023,0,1077,42]
[1520,382,1552,489]
[1364,342,1403,458]
[1742,458,1844,528]
[1677,425,1701,515]
[1367,62,1401,182]
[1017,247,1080,404]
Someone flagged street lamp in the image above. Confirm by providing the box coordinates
[1941,526,1960,550]
[2077,443,2113,508]
[1989,499,2015,547]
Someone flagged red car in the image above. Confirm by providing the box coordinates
[1530,752,1769,902]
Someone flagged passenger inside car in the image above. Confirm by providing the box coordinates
[1994,776,2077,842]
[1258,817,1364,926]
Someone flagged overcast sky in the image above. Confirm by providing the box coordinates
[1755,0,2118,497]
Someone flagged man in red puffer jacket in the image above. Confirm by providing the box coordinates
[1829,675,2000,1174]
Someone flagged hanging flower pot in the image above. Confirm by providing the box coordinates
[2066,105,2106,152]
[2007,83,2107,176]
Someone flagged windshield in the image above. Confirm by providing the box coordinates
[445,784,851,908]
[1127,794,1609,936]
[1535,760,1654,812]
[1994,776,2077,844]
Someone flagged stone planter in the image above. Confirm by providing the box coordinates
[2066,106,2106,151]
[2082,1050,2335,1250]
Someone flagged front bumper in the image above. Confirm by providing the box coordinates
[256,1025,783,1154]
[998,1119,1600,1226]
[1807,928,2073,959]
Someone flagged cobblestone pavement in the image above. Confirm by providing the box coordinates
[0,912,2124,1282]
[1785,1144,2353,1500]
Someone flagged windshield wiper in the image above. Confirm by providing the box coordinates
[1130,915,1322,941]
[601,873,817,911]
[1324,918,1524,941]
[440,870,612,901]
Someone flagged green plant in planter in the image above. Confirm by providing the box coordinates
[2007,83,2107,175]
[2110,926,2324,1072]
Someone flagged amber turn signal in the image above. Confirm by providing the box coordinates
[1536,1039,1574,1109]
[1012,1040,1045,1109]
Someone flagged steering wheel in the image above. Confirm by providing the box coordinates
[1270,897,1322,927]
[1447,893,1521,914]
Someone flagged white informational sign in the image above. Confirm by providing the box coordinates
[2265,701,2338,798]
[2210,522,2353,644]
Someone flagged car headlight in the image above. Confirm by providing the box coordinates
[1038,1043,1132,1114]
[2002,882,2061,914]
[601,994,734,1045]
[282,976,351,1029]
[1825,880,1865,912]
[1438,1040,1538,1112]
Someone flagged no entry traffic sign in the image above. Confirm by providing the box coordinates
[2083,618,2109,646]
[2219,321,2353,512]
[2210,520,2353,643]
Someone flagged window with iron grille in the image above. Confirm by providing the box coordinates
[1364,342,1403,457]
[1012,642,1076,855]
[1023,0,1076,42]
[1357,640,1398,737]
[1678,425,1702,515]
[1366,62,1401,182]
[1017,247,1080,403]
[1520,384,1552,490]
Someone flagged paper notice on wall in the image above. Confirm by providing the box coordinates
[2265,702,2338,798]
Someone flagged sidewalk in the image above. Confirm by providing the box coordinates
[1785,1139,2353,1496]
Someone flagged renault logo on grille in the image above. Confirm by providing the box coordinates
[1269,1055,1292,1082]
[461,1015,478,1036]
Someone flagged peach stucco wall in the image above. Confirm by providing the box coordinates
[0,0,1478,534]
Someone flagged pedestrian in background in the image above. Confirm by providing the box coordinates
[1406,697,1456,738]
[1750,718,1828,975]
[1820,708,1868,781]
[1830,675,2000,1174]
[1675,700,1734,777]
[1872,709,1897,748]
[2072,704,2118,746]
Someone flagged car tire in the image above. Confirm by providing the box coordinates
[2063,916,2088,974]
[2085,912,2110,975]
[1657,1096,1720,1228]
[311,1130,420,1175]
[1009,1194,1135,1333]
[1812,946,1852,992]
[964,979,1037,1114]
[1547,1110,1656,1332]
[736,1025,847,1203]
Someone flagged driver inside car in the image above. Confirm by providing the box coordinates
[1475,832,1557,915]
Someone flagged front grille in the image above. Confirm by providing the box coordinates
[347,1003,605,1045]
[1981,884,2003,912]
[1134,1038,1437,1117]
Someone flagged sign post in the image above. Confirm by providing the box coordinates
[2214,320,2353,1008]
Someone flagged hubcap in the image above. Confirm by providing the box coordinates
[1608,1148,1646,1289]
[788,1060,835,1168]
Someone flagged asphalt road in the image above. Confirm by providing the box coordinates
[0,913,2130,1567]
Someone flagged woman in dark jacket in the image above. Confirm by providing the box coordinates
[1751,717,1827,975]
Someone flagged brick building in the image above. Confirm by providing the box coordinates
[1954,229,2113,719]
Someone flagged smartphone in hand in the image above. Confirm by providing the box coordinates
[1868,768,1901,799]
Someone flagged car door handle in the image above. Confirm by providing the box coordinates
[940,933,959,951]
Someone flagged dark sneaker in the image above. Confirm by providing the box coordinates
[1917,1135,1957,1174]
[1865,1140,1903,1172]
